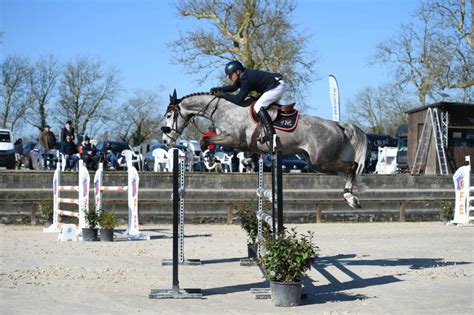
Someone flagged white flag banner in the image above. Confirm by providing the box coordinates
[328,75,340,122]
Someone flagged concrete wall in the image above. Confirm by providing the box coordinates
[0,170,460,224]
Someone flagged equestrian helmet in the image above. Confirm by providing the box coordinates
[225,61,244,76]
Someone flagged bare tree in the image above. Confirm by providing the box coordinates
[172,0,316,106]
[374,0,473,106]
[0,55,33,132]
[57,56,120,137]
[347,83,412,135]
[27,55,60,131]
[426,0,473,97]
[112,90,164,146]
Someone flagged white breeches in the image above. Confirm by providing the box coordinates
[254,80,286,112]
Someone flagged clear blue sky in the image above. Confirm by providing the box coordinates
[1,0,420,124]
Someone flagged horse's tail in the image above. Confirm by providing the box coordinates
[340,123,367,174]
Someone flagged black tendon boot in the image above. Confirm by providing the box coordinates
[257,108,275,144]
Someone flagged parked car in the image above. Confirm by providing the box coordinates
[96,140,137,170]
[29,142,60,170]
[21,140,38,169]
[0,129,15,169]
[263,153,309,173]
[395,124,408,173]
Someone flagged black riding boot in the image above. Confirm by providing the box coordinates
[257,108,275,144]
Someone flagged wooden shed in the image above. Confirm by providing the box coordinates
[406,102,474,174]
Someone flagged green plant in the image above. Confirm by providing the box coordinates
[84,209,99,228]
[235,202,271,244]
[39,200,54,222]
[259,228,318,283]
[236,202,258,244]
[439,201,454,221]
[99,210,119,229]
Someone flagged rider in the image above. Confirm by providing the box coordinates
[210,60,286,144]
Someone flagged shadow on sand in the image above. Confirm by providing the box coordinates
[204,253,471,305]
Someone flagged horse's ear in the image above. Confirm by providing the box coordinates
[169,89,178,104]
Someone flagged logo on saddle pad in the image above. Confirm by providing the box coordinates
[248,100,300,132]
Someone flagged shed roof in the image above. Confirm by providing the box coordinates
[405,102,474,114]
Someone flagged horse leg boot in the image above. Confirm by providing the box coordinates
[336,160,361,209]
[257,108,275,144]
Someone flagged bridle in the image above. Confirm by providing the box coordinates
[162,95,219,142]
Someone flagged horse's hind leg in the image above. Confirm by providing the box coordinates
[334,159,361,209]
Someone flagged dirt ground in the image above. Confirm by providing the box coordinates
[1,222,473,314]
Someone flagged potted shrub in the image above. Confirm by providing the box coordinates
[99,210,118,242]
[40,200,54,227]
[82,209,99,241]
[236,203,258,258]
[235,202,272,259]
[259,228,318,307]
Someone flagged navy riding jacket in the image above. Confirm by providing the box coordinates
[220,69,282,106]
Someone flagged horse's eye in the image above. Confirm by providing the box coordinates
[166,113,172,119]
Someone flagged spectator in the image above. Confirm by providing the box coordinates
[104,141,118,170]
[14,138,23,170]
[60,135,80,171]
[60,120,76,143]
[241,152,257,172]
[80,136,99,170]
[38,125,57,169]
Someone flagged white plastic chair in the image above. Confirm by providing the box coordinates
[237,152,246,173]
[167,148,186,172]
[122,149,143,171]
[152,148,169,172]
[214,151,233,173]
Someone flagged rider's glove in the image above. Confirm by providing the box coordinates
[215,91,226,98]
[210,87,223,94]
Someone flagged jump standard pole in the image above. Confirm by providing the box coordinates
[149,149,202,299]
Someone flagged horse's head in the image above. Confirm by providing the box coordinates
[161,89,185,145]
[161,89,218,145]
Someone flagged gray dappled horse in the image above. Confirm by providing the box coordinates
[161,90,367,208]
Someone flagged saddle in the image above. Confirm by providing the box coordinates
[244,97,300,132]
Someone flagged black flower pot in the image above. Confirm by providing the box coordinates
[247,243,258,259]
[270,280,302,307]
[100,228,114,242]
[82,228,99,241]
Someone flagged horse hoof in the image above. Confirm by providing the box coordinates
[343,193,361,209]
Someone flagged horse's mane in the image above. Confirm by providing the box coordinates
[180,92,213,101]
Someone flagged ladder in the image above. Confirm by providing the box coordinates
[432,108,449,175]
[412,108,450,175]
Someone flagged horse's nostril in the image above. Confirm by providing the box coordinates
[161,126,171,133]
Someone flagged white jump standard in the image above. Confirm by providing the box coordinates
[94,160,149,240]
[448,156,474,226]
[44,158,89,234]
